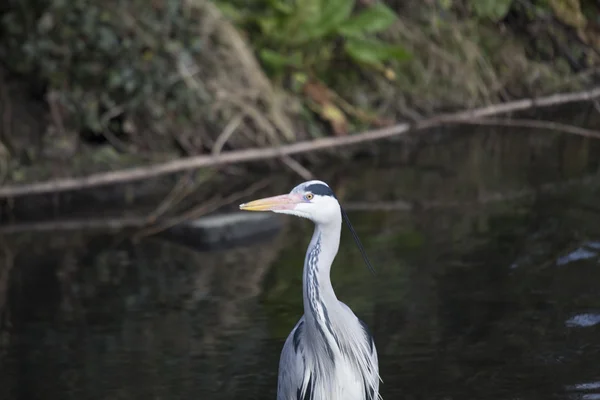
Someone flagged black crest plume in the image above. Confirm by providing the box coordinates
[340,206,376,276]
[305,182,376,275]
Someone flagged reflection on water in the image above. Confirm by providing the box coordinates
[557,242,600,266]
[567,381,600,400]
[1,127,600,399]
[566,314,600,328]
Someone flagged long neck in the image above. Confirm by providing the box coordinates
[302,219,342,346]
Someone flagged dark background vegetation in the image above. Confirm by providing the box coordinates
[0,0,599,185]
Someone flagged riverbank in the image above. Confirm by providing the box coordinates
[0,0,599,190]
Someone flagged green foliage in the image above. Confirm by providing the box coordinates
[344,36,410,66]
[338,3,397,36]
[0,0,209,141]
[469,0,514,21]
[217,0,410,77]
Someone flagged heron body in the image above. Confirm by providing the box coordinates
[240,180,381,400]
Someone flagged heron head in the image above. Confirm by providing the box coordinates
[239,180,341,225]
[240,179,376,274]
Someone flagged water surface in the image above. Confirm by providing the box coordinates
[1,126,600,399]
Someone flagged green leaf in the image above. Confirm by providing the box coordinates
[291,0,356,44]
[259,49,302,69]
[291,71,308,92]
[313,0,356,34]
[257,16,281,36]
[344,37,411,66]
[470,0,513,21]
[337,3,398,38]
[268,0,294,15]
[267,0,324,44]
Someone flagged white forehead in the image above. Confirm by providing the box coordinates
[290,180,330,194]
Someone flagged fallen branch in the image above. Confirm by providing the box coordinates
[0,216,154,234]
[1,87,599,198]
[0,179,270,235]
[449,118,600,139]
[3,174,599,234]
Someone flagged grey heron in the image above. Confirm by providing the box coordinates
[240,180,381,400]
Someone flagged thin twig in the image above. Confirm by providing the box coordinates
[133,177,270,238]
[214,95,307,179]
[146,172,193,222]
[212,113,244,155]
[97,103,140,154]
[0,87,599,198]
[47,91,67,141]
[447,118,600,139]
[281,155,313,180]
[146,170,214,222]
[102,129,135,153]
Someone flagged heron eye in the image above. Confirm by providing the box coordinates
[305,193,314,201]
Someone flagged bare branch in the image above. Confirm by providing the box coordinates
[3,174,597,235]
[0,87,599,198]
[212,113,244,155]
[445,118,600,139]
[281,155,313,180]
[0,179,270,235]
[0,216,152,234]
[343,174,600,211]
[146,170,214,222]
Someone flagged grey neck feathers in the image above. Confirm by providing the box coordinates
[302,221,342,356]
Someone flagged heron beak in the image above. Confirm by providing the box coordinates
[239,194,301,212]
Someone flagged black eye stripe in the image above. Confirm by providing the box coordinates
[305,183,334,197]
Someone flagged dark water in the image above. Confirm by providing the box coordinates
[1,125,600,399]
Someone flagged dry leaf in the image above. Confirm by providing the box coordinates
[321,103,348,136]
[384,68,396,81]
[303,80,348,136]
[303,81,331,105]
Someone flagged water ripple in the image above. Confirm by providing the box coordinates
[567,381,600,400]
[556,241,600,266]
[565,314,600,328]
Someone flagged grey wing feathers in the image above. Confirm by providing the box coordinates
[277,310,380,400]
[277,318,312,400]
[358,318,375,353]
[340,301,380,400]
[358,318,378,400]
